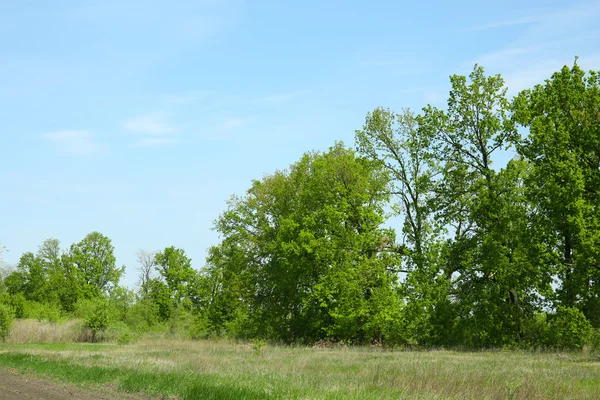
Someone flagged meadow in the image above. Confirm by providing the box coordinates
[1,320,600,399]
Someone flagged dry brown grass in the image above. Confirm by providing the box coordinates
[6,319,82,344]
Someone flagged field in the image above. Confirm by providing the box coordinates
[2,327,600,400]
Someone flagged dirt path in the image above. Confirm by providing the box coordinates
[0,369,149,400]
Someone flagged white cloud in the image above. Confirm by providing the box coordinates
[122,113,176,135]
[43,130,103,155]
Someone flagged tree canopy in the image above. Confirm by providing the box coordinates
[1,61,599,349]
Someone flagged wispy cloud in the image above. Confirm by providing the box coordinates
[468,2,600,96]
[122,112,178,147]
[122,113,176,135]
[253,92,297,104]
[165,92,210,104]
[188,117,253,141]
[475,48,531,69]
[135,138,176,147]
[43,130,103,155]
[424,92,442,104]
[461,16,538,32]
[221,118,250,130]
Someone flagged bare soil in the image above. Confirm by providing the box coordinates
[0,369,149,400]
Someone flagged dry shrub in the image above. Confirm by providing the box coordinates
[311,339,348,349]
[6,319,82,343]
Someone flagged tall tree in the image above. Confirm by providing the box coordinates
[207,142,403,343]
[37,238,65,305]
[419,65,535,346]
[514,61,600,324]
[154,247,197,306]
[355,107,437,270]
[355,107,450,345]
[67,232,123,299]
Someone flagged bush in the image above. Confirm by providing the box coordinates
[550,307,592,350]
[22,301,62,323]
[8,293,27,318]
[588,328,600,353]
[0,303,14,341]
[105,321,136,344]
[188,315,212,340]
[124,299,160,332]
[522,313,551,349]
[76,298,115,342]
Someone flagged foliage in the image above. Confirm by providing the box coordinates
[0,303,14,341]
[2,61,599,350]
[206,142,400,343]
[67,232,124,299]
[513,61,600,325]
[550,307,592,350]
[77,298,115,342]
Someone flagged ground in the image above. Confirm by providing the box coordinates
[0,369,148,400]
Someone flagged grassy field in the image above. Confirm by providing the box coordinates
[2,338,600,399]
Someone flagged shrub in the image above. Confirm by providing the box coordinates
[188,315,211,340]
[0,303,14,341]
[8,293,27,318]
[588,328,600,353]
[23,301,62,323]
[125,299,160,332]
[76,299,115,342]
[550,307,592,350]
[250,338,267,355]
[522,313,551,349]
[105,321,136,344]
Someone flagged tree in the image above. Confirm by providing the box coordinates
[16,252,47,303]
[136,249,156,295]
[154,247,197,307]
[416,65,539,346]
[355,107,449,345]
[513,61,600,325]
[67,232,123,299]
[356,107,437,270]
[37,238,65,306]
[206,142,402,343]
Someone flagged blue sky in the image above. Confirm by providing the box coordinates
[1,0,599,288]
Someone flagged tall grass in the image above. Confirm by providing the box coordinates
[2,337,600,399]
[6,319,82,343]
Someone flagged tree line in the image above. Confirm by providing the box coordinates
[1,61,599,349]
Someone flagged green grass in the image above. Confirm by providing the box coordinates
[2,339,600,399]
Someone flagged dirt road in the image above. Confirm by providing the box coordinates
[0,369,147,399]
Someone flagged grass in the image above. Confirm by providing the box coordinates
[1,338,600,399]
[5,318,83,343]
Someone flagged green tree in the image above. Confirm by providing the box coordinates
[355,107,450,345]
[513,61,600,325]
[417,65,538,346]
[207,142,402,343]
[154,247,197,306]
[36,239,66,307]
[67,232,123,299]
